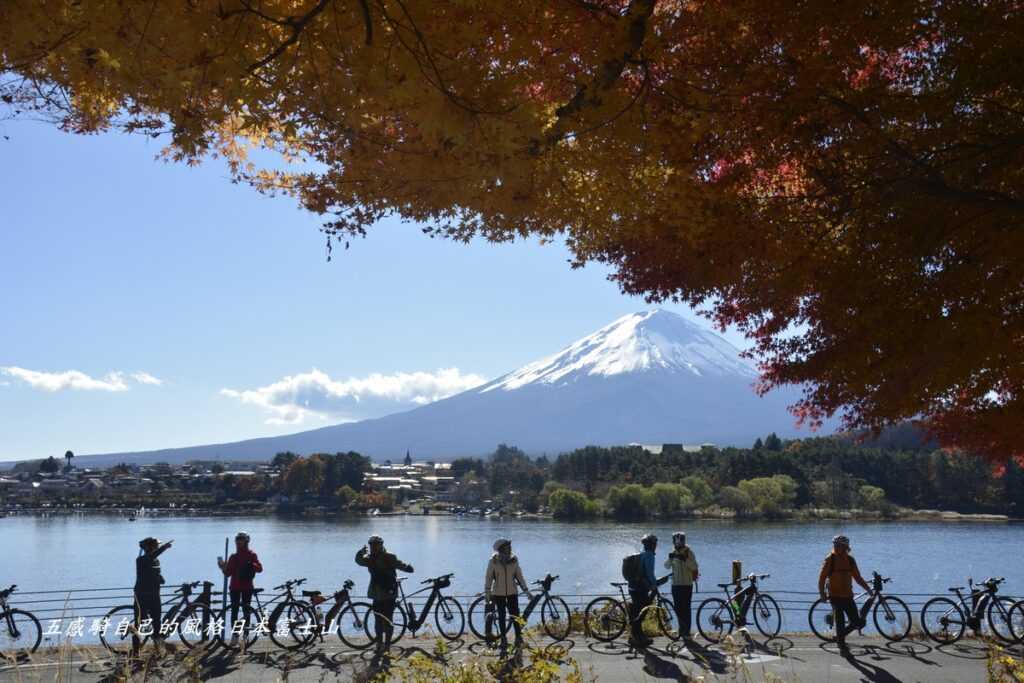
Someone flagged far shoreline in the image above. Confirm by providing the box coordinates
[2,506,1017,524]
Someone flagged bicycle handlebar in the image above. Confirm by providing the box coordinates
[420,573,454,585]
[273,578,308,590]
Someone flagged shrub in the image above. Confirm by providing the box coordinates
[548,489,599,519]
[718,486,754,515]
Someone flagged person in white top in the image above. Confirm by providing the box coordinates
[664,531,699,640]
[484,538,532,652]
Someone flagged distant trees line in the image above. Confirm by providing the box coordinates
[448,437,1024,520]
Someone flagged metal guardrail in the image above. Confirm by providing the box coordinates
[7,584,1021,622]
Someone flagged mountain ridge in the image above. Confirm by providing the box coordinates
[14,311,819,467]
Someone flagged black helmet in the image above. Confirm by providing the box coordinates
[641,533,658,548]
[138,537,159,549]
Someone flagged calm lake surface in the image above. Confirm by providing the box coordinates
[3,515,1022,639]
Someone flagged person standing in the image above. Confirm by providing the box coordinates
[484,538,532,653]
[664,531,699,640]
[134,537,172,655]
[217,531,263,644]
[355,534,414,658]
[627,533,663,648]
[818,534,871,649]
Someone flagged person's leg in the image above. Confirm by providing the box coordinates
[673,585,693,638]
[831,598,856,643]
[629,590,651,643]
[507,595,522,646]
[374,598,396,652]
[229,590,241,630]
[840,599,860,638]
[494,596,509,649]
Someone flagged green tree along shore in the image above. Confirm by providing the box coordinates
[7,435,1024,521]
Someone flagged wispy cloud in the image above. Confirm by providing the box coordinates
[131,371,163,386]
[221,367,487,425]
[0,367,163,392]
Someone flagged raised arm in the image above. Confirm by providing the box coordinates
[354,547,369,567]
[251,553,263,574]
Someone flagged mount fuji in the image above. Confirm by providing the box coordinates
[72,311,817,465]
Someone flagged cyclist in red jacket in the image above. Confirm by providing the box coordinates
[217,531,263,643]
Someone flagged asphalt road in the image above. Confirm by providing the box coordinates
[2,632,1019,682]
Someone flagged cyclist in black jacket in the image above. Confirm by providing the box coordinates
[134,537,172,655]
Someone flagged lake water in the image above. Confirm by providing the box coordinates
[2,514,1022,643]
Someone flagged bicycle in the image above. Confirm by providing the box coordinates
[215,577,317,651]
[467,573,572,644]
[920,576,1017,644]
[696,573,781,643]
[360,573,464,645]
[294,579,378,651]
[808,571,911,642]
[1007,598,1024,644]
[99,581,216,655]
[0,585,42,659]
[583,579,677,642]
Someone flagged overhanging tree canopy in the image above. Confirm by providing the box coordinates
[2,0,1022,458]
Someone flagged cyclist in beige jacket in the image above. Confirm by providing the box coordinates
[664,531,699,640]
[484,538,532,652]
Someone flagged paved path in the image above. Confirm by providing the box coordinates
[2,633,1020,682]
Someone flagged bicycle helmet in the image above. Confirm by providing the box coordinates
[641,533,658,548]
[367,534,384,545]
[138,537,159,549]
[832,534,850,548]
[235,531,250,542]
[672,531,686,547]
[493,538,511,552]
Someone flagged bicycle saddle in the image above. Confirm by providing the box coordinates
[948,586,964,592]
[252,588,265,594]
[302,590,321,597]
[610,581,629,588]
[717,582,734,588]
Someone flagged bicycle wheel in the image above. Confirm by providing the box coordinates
[178,602,215,650]
[753,594,781,638]
[334,601,377,650]
[434,595,465,640]
[584,597,628,642]
[696,598,734,643]
[651,596,678,640]
[808,598,837,642]
[269,600,317,650]
[920,597,965,644]
[0,608,42,657]
[468,596,505,643]
[873,596,911,642]
[541,595,572,641]
[987,596,1018,644]
[216,603,262,651]
[99,605,140,656]
[1008,600,1024,644]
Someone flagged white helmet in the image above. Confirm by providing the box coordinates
[235,531,250,542]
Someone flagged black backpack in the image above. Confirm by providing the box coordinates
[622,553,644,584]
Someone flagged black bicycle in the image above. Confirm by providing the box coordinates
[467,573,571,644]
[808,572,911,642]
[215,578,317,651]
[297,579,378,651]
[583,579,677,642]
[0,585,42,659]
[362,573,464,644]
[100,581,216,655]
[696,573,781,643]
[921,576,1017,644]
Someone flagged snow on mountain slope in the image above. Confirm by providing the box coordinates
[480,310,756,392]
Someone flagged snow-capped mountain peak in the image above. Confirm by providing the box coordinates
[480,310,756,393]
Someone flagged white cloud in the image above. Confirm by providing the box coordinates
[221,367,487,425]
[0,367,163,392]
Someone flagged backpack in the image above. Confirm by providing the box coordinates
[622,553,643,584]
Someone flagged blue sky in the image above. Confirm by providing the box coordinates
[0,121,748,461]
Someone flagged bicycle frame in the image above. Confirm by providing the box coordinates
[397,579,447,632]
[949,581,1000,627]
[720,577,761,624]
